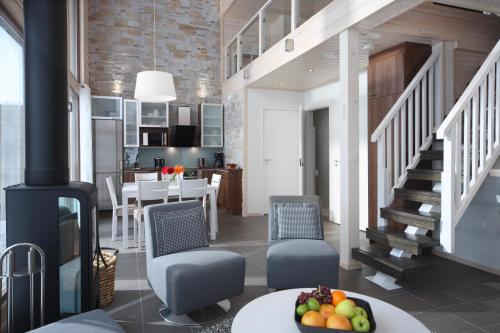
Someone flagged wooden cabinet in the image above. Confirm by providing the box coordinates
[201,168,242,215]
[368,42,431,230]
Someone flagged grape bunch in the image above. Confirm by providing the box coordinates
[296,285,332,305]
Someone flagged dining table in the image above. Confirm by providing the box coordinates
[121,182,219,249]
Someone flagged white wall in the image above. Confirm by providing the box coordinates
[246,88,304,214]
[303,71,368,230]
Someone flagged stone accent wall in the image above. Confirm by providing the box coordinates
[223,89,243,166]
[88,0,221,106]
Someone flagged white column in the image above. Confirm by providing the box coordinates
[339,29,360,270]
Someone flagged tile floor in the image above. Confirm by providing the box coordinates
[99,211,500,333]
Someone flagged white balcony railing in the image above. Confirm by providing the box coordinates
[224,0,334,79]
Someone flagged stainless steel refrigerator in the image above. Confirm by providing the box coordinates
[93,119,122,210]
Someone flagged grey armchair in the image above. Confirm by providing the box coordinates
[267,195,339,289]
[144,200,245,325]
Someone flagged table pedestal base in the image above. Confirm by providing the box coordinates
[366,271,401,290]
[159,300,230,327]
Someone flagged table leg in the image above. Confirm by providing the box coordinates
[122,193,129,249]
[209,190,217,240]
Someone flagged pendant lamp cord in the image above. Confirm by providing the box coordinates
[153,0,156,71]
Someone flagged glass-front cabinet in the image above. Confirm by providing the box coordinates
[124,99,139,147]
[91,96,122,119]
[140,102,168,127]
[201,103,223,147]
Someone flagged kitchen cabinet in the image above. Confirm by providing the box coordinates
[201,168,242,215]
[124,99,139,147]
[91,96,122,119]
[200,103,223,147]
[140,102,169,127]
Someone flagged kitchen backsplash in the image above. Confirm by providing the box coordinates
[124,147,222,169]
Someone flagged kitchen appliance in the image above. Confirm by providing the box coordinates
[183,168,199,180]
[198,157,208,168]
[154,157,165,169]
[170,125,196,147]
[214,152,225,168]
[140,127,168,147]
[5,1,99,329]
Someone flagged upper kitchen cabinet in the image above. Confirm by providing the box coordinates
[91,96,122,119]
[200,103,223,147]
[140,102,169,127]
[124,99,139,147]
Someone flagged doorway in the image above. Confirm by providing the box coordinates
[263,108,302,213]
[304,108,330,218]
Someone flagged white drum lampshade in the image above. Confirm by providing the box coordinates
[134,70,177,102]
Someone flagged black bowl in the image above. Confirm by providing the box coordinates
[294,297,376,332]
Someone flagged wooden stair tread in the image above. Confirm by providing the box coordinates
[352,246,427,279]
[394,188,441,205]
[381,206,440,221]
[407,169,441,181]
[366,226,439,255]
[420,150,443,160]
[380,207,440,230]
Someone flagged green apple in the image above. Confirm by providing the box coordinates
[335,299,356,319]
[351,315,371,332]
[353,306,368,318]
[307,298,321,312]
[296,304,309,317]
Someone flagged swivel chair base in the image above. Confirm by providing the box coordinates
[159,299,230,326]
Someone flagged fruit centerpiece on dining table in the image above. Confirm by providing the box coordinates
[295,286,374,332]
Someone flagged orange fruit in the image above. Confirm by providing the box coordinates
[331,290,347,306]
[301,311,326,328]
[319,304,335,319]
[326,314,353,330]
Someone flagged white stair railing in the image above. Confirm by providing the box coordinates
[436,40,500,253]
[371,43,443,227]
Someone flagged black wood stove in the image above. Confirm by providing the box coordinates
[4,1,99,331]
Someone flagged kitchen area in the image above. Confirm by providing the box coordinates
[93,97,242,217]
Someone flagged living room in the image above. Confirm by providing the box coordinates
[1,0,500,333]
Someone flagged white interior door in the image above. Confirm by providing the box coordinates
[263,108,302,213]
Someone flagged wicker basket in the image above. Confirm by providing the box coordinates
[94,248,118,308]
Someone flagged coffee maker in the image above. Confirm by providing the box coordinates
[154,157,165,169]
[214,152,224,168]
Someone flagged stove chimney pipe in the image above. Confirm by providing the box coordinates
[24,0,69,185]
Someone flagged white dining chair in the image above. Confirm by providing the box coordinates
[134,180,169,248]
[179,178,208,216]
[211,173,222,199]
[106,176,136,242]
[135,172,158,182]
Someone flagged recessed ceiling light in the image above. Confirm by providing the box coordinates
[323,52,337,60]
[362,43,374,51]
[279,82,285,86]
[307,68,314,72]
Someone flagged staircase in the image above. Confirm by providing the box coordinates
[353,39,500,289]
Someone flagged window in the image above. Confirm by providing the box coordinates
[68,0,79,79]
[0,22,24,253]
[69,90,80,181]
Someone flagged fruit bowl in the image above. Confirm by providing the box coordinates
[294,295,377,333]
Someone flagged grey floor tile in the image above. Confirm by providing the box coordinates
[445,302,500,328]
[413,288,464,308]
[473,296,500,315]
[483,322,500,332]
[442,284,495,302]
[382,292,436,314]
[415,309,480,333]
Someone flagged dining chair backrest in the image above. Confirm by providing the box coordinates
[106,176,118,209]
[161,172,184,181]
[179,178,208,201]
[211,174,222,197]
[137,180,169,209]
[135,172,158,182]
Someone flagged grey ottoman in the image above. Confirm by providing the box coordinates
[28,310,124,333]
[149,247,245,315]
[267,239,339,289]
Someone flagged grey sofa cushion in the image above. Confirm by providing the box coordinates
[275,203,322,240]
[28,310,124,333]
[152,205,208,257]
[149,247,245,315]
[267,239,339,289]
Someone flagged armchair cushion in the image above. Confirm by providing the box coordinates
[275,203,322,240]
[151,205,208,257]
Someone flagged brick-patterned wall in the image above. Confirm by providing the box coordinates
[88,0,221,105]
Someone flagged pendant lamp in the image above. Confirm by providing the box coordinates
[134,0,177,102]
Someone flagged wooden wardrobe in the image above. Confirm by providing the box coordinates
[368,42,431,229]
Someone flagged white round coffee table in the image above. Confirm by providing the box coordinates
[232,289,430,333]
